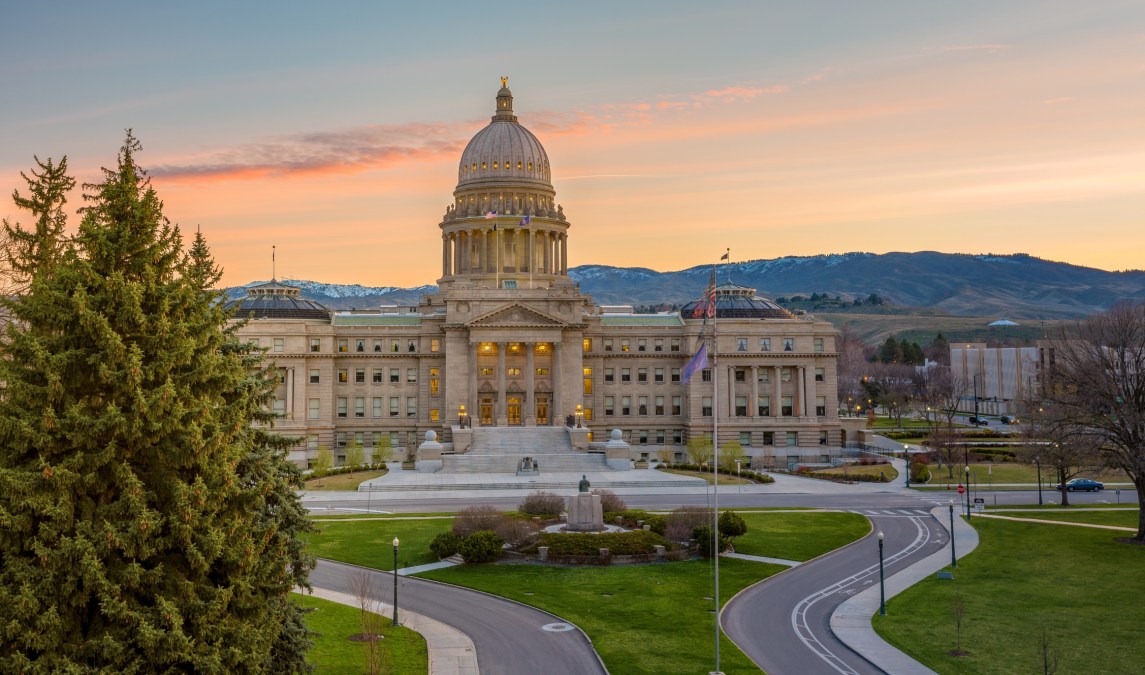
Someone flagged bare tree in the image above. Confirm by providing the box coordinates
[950,594,968,657]
[836,325,868,416]
[1042,300,1145,540]
[1039,626,1060,675]
[350,570,388,675]
[863,362,915,427]
[1020,397,1103,507]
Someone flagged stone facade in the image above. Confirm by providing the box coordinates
[231,81,844,470]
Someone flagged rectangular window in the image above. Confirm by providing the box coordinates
[655,396,664,415]
[391,340,400,353]
[637,339,647,352]
[654,368,664,383]
[621,368,631,383]
[621,396,631,416]
[702,396,713,417]
[760,338,771,352]
[373,368,383,384]
[671,368,681,383]
[390,368,400,384]
[637,368,647,383]
[787,431,798,447]
[251,338,260,347]
[654,338,664,352]
[638,396,648,415]
[407,397,417,417]
[310,338,321,352]
[355,339,366,353]
[782,396,793,416]
[584,407,593,421]
[736,338,747,352]
[507,367,522,376]
[430,368,440,395]
[390,397,400,417]
[735,396,747,417]
[535,367,549,376]
[373,397,383,418]
[309,369,320,384]
[673,430,683,444]
[605,396,615,416]
[480,367,494,376]
[407,368,417,383]
[308,435,319,452]
[758,396,771,416]
[815,367,825,382]
[604,339,614,352]
[407,340,417,353]
[273,398,286,415]
[763,431,774,445]
[336,432,347,448]
[430,338,440,353]
[308,398,320,420]
[672,395,682,415]
[758,369,769,383]
[740,431,752,447]
[373,339,383,353]
[814,337,824,353]
[638,430,648,444]
[355,368,365,384]
[734,369,746,382]
[430,408,440,422]
[273,337,284,353]
[338,369,348,383]
[670,338,681,353]
[784,338,794,352]
[819,430,828,445]
[782,367,792,382]
[583,367,593,395]
[371,431,381,447]
[354,397,365,418]
[701,369,712,383]
[816,396,827,417]
[604,368,614,383]
[338,339,348,353]
[337,397,347,418]
[656,429,666,444]
[582,338,592,352]
[620,339,630,352]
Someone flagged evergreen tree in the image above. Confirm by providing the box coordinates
[0,133,314,672]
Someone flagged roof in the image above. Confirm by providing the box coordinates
[600,315,685,327]
[332,315,423,327]
[679,282,795,320]
[225,280,331,320]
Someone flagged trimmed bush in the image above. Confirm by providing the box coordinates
[458,530,503,563]
[693,525,730,558]
[518,491,565,517]
[453,505,503,537]
[718,510,747,539]
[429,532,461,559]
[592,488,626,513]
[528,530,674,556]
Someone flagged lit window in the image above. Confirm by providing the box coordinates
[621,339,630,352]
[507,367,522,376]
[528,161,533,171]
[583,338,592,352]
[338,369,348,383]
[482,162,488,169]
[517,161,522,170]
[431,339,440,352]
[338,339,348,353]
[430,408,440,422]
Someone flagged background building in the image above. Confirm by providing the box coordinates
[229,81,844,469]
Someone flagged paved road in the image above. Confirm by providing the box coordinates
[310,558,606,675]
[722,508,946,675]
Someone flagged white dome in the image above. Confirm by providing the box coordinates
[456,83,552,191]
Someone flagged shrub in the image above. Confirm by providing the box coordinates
[529,530,674,556]
[592,488,626,513]
[518,491,565,517]
[458,530,503,563]
[718,510,747,540]
[453,505,504,537]
[495,517,538,548]
[665,505,712,543]
[429,532,461,559]
[644,514,667,536]
[693,525,730,558]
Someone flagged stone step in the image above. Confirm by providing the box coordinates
[441,452,609,474]
[359,477,705,492]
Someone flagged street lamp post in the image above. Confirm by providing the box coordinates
[1035,456,1043,506]
[574,404,583,428]
[972,372,983,425]
[392,537,400,626]
[459,404,469,429]
[964,465,972,520]
[904,445,911,489]
[948,500,957,568]
[735,459,741,493]
[877,531,887,616]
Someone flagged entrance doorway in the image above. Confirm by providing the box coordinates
[480,397,494,426]
[535,395,549,425]
[507,396,523,426]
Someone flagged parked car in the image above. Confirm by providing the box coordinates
[1054,478,1105,492]
[1000,415,1020,424]
[969,416,989,425]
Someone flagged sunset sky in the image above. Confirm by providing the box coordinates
[2,1,1143,288]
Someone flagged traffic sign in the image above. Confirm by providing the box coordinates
[957,484,965,495]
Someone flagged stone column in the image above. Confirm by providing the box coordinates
[443,233,451,277]
[497,342,507,425]
[553,341,562,423]
[750,366,758,417]
[560,234,567,274]
[728,365,736,418]
[285,367,294,418]
[525,342,536,426]
[774,365,782,417]
[796,366,805,417]
[543,231,551,273]
[469,343,478,422]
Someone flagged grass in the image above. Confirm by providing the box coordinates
[306,518,448,569]
[815,463,899,482]
[303,469,387,491]
[294,593,428,674]
[992,510,1140,528]
[922,462,1131,486]
[732,511,871,561]
[420,558,776,674]
[661,468,754,485]
[873,518,1145,674]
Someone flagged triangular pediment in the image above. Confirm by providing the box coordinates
[466,302,568,329]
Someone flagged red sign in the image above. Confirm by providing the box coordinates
[957,484,966,495]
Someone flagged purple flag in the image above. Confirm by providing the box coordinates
[681,342,708,384]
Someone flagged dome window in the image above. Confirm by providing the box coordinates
[481,162,487,170]
[472,163,477,171]
[504,159,510,170]
[493,161,499,170]
[528,161,533,171]
[517,161,522,170]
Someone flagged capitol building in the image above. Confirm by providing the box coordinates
[229,80,846,470]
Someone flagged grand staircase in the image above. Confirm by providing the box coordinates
[440,427,609,474]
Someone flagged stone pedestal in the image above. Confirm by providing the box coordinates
[416,430,443,473]
[604,428,632,471]
[566,492,604,532]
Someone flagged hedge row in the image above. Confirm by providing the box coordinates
[668,463,776,483]
[525,530,676,556]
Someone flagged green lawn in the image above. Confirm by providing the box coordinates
[874,518,1145,674]
[661,468,754,485]
[294,593,428,674]
[420,558,775,674]
[306,518,448,569]
[303,469,387,491]
[733,511,871,561]
[993,509,1140,528]
[816,464,899,482]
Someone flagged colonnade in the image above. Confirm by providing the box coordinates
[466,341,563,425]
[443,228,567,278]
[725,364,814,419]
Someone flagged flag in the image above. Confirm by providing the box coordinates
[720,250,729,261]
[485,210,497,219]
[519,214,531,226]
[705,267,717,319]
[681,342,708,384]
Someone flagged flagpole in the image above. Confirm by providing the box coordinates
[495,223,500,289]
[711,255,720,675]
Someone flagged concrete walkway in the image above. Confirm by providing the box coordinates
[830,506,980,675]
[972,512,1136,532]
[304,586,479,675]
[723,552,802,567]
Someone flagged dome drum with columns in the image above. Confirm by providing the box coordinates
[232,79,852,474]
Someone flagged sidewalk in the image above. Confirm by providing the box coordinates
[830,506,979,675]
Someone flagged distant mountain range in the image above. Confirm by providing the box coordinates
[225,252,1145,319]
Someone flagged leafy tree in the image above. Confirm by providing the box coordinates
[686,433,714,465]
[0,135,314,672]
[1,155,75,303]
[719,439,745,473]
[718,510,747,540]
[372,432,392,465]
[312,445,335,482]
[879,336,904,364]
[927,333,951,366]
[344,439,365,476]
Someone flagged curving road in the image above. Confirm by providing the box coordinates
[722,508,947,675]
[310,558,606,675]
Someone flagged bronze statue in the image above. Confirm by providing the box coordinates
[578,474,590,492]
